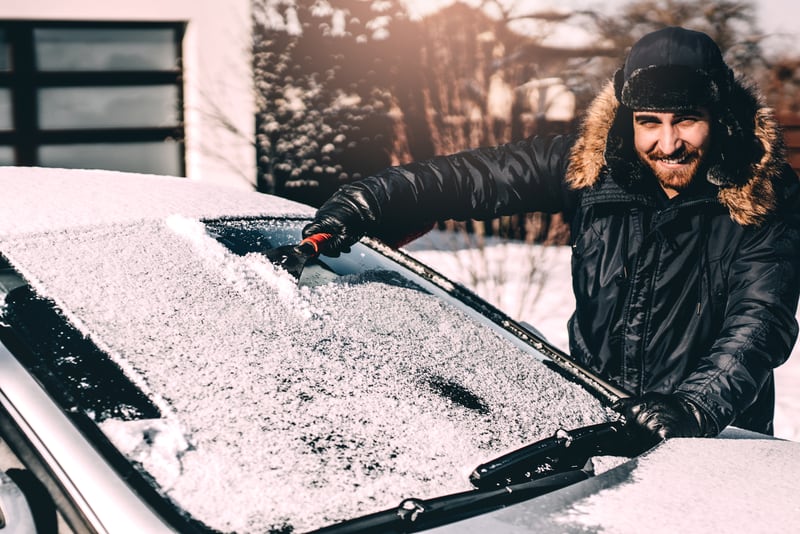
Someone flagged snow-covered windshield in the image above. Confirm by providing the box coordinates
[0,215,612,533]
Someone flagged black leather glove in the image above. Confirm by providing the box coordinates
[613,392,714,442]
[302,183,381,257]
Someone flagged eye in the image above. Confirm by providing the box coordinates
[636,119,659,129]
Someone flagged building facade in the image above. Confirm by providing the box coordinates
[0,0,256,190]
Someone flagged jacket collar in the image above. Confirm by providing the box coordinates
[566,80,787,226]
[579,172,717,209]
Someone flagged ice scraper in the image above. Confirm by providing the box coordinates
[264,232,332,279]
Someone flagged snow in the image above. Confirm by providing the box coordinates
[405,231,800,442]
[1,222,610,531]
[1,167,798,532]
[0,168,613,532]
[557,437,800,532]
[0,167,314,235]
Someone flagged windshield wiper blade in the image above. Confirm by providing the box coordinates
[314,421,647,533]
[312,469,590,534]
[470,421,645,490]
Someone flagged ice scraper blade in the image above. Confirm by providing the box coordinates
[264,233,332,280]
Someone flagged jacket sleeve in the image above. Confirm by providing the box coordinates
[352,135,575,234]
[675,213,800,434]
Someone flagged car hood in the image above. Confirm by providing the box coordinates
[428,428,800,533]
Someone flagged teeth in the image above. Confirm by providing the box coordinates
[658,155,689,164]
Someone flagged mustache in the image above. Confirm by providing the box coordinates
[646,145,699,162]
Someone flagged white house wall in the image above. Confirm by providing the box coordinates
[0,0,257,190]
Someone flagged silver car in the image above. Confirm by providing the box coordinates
[0,167,796,533]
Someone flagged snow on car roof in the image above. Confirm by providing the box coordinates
[0,167,314,236]
[0,168,613,532]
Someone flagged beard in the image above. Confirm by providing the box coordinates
[638,144,705,193]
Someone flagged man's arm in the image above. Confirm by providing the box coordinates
[675,219,800,434]
[303,135,575,254]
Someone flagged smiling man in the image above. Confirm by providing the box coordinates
[633,109,711,197]
[303,27,800,443]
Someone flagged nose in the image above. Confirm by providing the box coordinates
[657,124,682,155]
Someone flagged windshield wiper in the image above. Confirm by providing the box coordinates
[469,420,643,489]
[312,469,589,534]
[314,421,644,533]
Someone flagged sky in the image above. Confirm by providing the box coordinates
[400,0,800,56]
[756,0,800,53]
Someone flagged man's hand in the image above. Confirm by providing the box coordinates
[302,184,379,257]
[613,392,713,441]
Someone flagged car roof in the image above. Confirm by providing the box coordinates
[0,167,612,532]
[0,166,315,236]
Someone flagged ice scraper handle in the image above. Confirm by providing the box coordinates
[263,233,334,280]
[297,233,333,257]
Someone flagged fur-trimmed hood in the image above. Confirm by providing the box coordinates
[566,79,787,226]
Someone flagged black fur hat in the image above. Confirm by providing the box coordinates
[613,26,734,113]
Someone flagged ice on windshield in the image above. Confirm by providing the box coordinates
[0,216,612,533]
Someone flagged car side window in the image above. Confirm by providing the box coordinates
[0,254,160,422]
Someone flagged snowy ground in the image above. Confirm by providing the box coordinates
[405,231,800,442]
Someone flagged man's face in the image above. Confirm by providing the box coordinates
[632,109,712,197]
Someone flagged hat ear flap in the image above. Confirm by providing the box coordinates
[707,81,763,187]
[707,112,755,186]
[722,67,735,99]
[613,68,625,103]
[707,67,735,111]
[603,104,646,187]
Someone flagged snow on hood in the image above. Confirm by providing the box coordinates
[0,169,612,532]
[559,436,800,533]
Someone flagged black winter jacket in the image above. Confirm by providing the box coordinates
[340,81,800,435]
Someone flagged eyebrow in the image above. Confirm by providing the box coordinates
[634,111,707,123]
[634,113,662,123]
